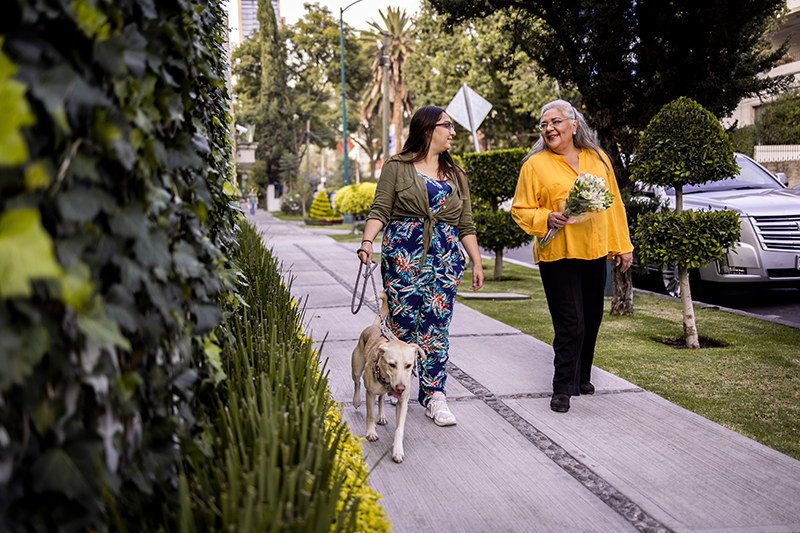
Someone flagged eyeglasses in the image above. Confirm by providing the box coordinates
[436,122,455,130]
[539,118,566,130]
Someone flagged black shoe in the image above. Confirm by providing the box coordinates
[580,382,595,395]
[550,394,570,412]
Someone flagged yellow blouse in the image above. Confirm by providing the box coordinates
[511,148,633,263]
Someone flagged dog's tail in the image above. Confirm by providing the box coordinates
[372,291,389,325]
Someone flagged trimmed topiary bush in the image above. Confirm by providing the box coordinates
[631,97,740,348]
[458,148,533,280]
[309,190,337,221]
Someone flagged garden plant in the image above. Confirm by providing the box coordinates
[631,97,741,348]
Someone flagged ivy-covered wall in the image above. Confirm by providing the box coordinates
[0,0,237,529]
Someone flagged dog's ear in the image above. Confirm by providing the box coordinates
[412,344,426,362]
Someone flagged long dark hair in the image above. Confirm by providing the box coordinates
[400,106,465,195]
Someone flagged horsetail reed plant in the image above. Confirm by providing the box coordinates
[147,222,387,532]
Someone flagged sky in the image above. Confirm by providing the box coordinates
[226,0,419,44]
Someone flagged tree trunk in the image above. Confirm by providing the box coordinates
[679,266,700,348]
[493,249,504,281]
[609,262,633,316]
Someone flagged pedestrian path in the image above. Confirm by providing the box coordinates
[248,210,800,533]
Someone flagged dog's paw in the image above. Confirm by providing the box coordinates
[392,446,404,463]
[366,430,379,442]
[377,414,388,425]
[353,395,361,410]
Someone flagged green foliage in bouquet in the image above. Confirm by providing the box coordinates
[458,149,533,280]
[309,190,336,219]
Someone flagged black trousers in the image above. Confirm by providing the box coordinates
[538,258,606,396]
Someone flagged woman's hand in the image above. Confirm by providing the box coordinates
[548,211,568,229]
[357,241,373,264]
[615,252,633,273]
[471,263,484,291]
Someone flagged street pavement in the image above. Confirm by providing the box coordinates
[248,209,800,533]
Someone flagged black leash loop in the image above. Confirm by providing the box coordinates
[351,258,380,315]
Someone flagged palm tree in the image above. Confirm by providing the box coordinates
[359,7,415,156]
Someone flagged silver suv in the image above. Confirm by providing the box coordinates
[645,153,800,297]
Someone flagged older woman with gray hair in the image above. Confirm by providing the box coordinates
[511,99,633,413]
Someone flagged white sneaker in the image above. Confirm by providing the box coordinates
[425,391,456,426]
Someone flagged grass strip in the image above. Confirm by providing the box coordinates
[457,259,800,461]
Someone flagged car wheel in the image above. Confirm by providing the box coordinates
[661,265,681,298]
[660,266,711,301]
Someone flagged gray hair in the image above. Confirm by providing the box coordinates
[522,99,608,172]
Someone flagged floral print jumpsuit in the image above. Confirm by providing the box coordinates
[381,173,465,407]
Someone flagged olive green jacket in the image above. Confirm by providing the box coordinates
[367,152,476,265]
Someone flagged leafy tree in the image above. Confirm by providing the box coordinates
[430,0,789,319]
[231,36,262,132]
[458,149,533,279]
[257,0,294,184]
[238,3,369,193]
[631,97,741,349]
[429,0,791,186]
[755,90,800,145]
[727,124,756,158]
[360,7,415,153]
[405,1,570,152]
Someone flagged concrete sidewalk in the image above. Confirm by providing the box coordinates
[249,210,800,533]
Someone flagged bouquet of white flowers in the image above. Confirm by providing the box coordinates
[539,172,615,248]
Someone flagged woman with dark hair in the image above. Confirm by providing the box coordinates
[511,99,633,413]
[358,105,484,426]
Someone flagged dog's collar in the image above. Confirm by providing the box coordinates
[373,356,390,387]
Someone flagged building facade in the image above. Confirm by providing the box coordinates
[724,1,800,127]
[235,0,283,45]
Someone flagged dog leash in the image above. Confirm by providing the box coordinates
[351,258,380,315]
[352,253,420,378]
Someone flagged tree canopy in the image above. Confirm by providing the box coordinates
[405,2,572,152]
[429,0,792,185]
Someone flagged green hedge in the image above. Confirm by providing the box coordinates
[1,1,238,529]
[458,148,533,278]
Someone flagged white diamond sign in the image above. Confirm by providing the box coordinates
[445,83,492,152]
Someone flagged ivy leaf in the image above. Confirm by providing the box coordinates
[58,187,115,223]
[0,40,36,166]
[0,325,49,390]
[192,304,221,336]
[203,333,226,384]
[166,132,203,170]
[0,209,63,299]
[31,448,93,500]
[77,297,131,351]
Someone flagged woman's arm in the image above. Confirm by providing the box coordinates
[460,234,484,291]
[357,218,385,264]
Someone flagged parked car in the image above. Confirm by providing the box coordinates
[635,153,800,298]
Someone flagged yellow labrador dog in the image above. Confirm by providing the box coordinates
[352,291,425,463]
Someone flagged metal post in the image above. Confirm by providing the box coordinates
[463,82,480,153]
[339,0,365,187]
[382,32,391,162]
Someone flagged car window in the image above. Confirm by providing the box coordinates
[664,156,783,195]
